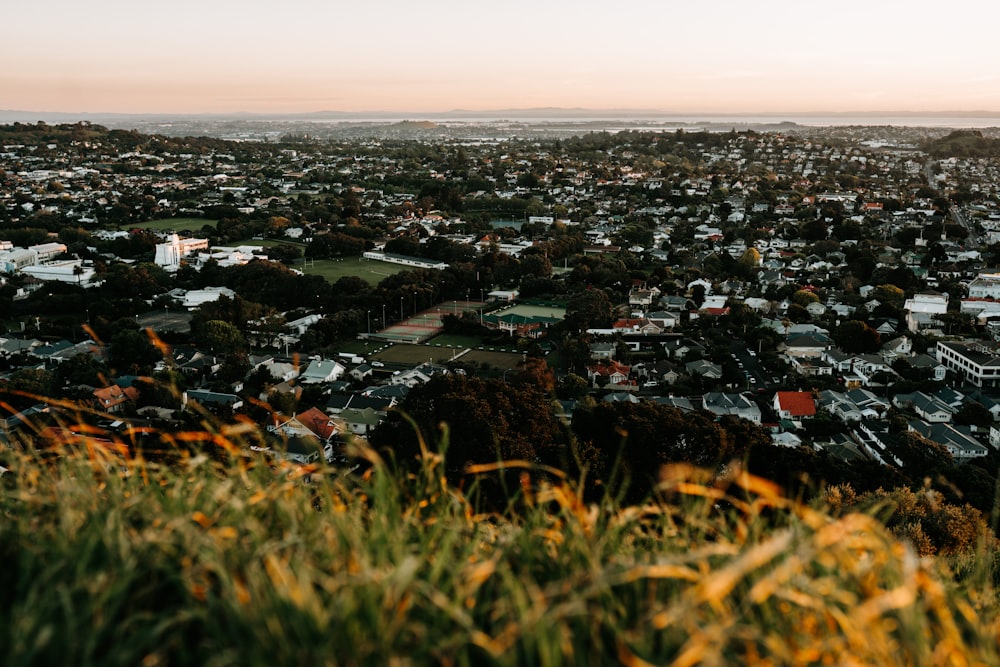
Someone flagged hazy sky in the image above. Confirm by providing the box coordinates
[4,0,999,114]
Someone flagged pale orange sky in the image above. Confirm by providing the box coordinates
[3,0,999,115]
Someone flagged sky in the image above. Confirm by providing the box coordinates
[4,0,1000,115]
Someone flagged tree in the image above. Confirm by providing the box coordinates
[886,431,954,480]
[56,353,107,387]
[953,401,993,428]
[556,373,590,400]
[201,320,247,354]
[109,329,162,375]
[369,375,568,505]
[570,402,764,502]
[792,289,820,307]
[565,289,613,332]
[832,320,881,354]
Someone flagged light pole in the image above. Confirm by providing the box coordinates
[400,296,404,321]
[412,291,417,316]
[367,310,371,335]
[382,303,386,327]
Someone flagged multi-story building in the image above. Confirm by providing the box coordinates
[936,340,1000,387]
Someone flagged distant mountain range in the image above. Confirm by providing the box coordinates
[2,108,1000,124]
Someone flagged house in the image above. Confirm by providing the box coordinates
[813,432,870,462]
[587,360,634,388]
[783,333,832,358]
[349,364,374,382]
[880,336,912,362]
[702,392,762,423]
[904,291,948,332]
[909,354,947,381]
[298,359,346,384]
[267,407,340,463]
[908,420,989,460]
[288,406,339,443]
[0,337,41,357]
[684,359,723,379]
[893,391,955,423]
[610,318,664,335]
[339,407,384,435]
[325,392,396,415]
[261,359,300,382]
[628,286,661,308]
[663,338,705,361]
[389,363,448,388]
[850,421,901,466]
[183,389,244,412]
[773,391,817,420]
[590,342,617,360]
[92,385,139,414]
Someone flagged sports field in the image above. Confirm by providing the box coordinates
[370,301,486,344]
[299,257,409,285]
[459,349,524,370]
[133,218,217,233]
[369,344,463,365]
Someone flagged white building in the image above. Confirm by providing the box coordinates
[936,340,1000,388]
[20,260,97,287]
[179,286,236,310]
[904,291,948,332]
[28,242,67,263]
[0,248,38,273]
[154,234,210,271]
[967,271,1000,300]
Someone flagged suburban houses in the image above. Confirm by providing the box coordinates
[2,119,1000,483]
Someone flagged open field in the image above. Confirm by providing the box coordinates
[132,217,217,233]
[299,257,409,284]
[425,334,485,348]
[369,343,461,365]
[234,238,305,249]
[334,339,387,356]
[459,348,524,370]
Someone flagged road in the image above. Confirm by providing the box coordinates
[925,158,977,248]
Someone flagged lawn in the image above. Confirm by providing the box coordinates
[425,334,485,348]
[132,217,217,233]
[370,344,461,365]
[298,257,409,285]
[459,349,525,370]
[333,339,386,356]
[233,238,305,249]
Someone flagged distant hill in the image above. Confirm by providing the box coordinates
[923,129,1000,157]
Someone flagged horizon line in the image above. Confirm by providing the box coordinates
[4,107,1000,119]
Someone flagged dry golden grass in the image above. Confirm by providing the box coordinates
[0,421,998,666]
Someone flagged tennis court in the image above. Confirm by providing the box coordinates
[368,300,487,344]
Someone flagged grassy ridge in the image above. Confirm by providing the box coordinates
[1,439,999,666]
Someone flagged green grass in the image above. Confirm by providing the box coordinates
[2,430,999,665]
[426,334,484,348]
[132,217,218,233]
[371,344,461,365]
[232,238,306,248]
[299,257,409,285]
[334,339,386,356]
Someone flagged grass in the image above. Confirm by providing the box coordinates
[426,334,484,348]
[132,217,218,233]
[460,349,525,369]
[2,428,999,665]
[371,343,462,365]
[298,257,409,285]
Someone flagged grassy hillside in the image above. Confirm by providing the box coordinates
[1,437,998,666]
